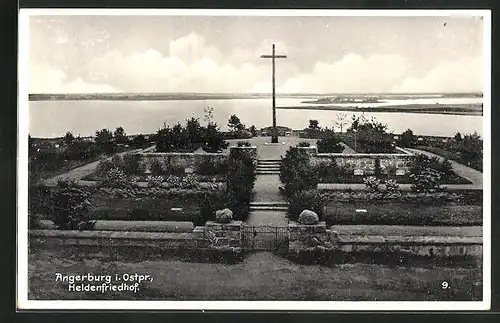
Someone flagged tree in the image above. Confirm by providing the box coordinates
[203,122,228,153]
[132,134,147,147]
[95,128,115,153]
[308,119,320,130]
[317,134,344,153]
[185,117,202,144]
[454,132,463,142]
[227,114,245,133]
[349,116,393,153]
[95,128,113,144]
[113,127,128,144]
[459,132,483,170]
[203,106,214,125]
[63,131,74,146]
[249,125,257,137]
[398,129,417,148]
[334,113,348,133]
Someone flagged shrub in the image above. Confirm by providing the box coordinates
[122,153,142,174]
[226,151,256,221]
[384,179,400,195]
[196,158,228,175]
[50,179,91,229]
[111,154,124,170]
[287,189,326,222]
[313,159,350,183]
[98,168,129,188]
[317,135,343,153]
[202,123,229,153]
[146,175,164,188]
[165,160,186,175]
[237,141,252,147]
[163,174,200,190]
[363,176,381,192]
[297,141,311,147]
[95,159,115,179]
[410,168,443,193]
[197,191,227,226]
[150,159,164,175]
[280,147,318,198]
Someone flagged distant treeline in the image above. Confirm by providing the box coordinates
[278,103,483,116]
[28,92,483,101]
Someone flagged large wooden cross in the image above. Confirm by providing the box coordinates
[261,44,287,143]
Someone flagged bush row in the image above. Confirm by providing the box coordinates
[226,150,256,221]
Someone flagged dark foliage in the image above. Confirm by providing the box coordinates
[317,135,343,153]
[122,153,142,174]
[279,147,318,198]
[50,180,91,229]
[287,189,326,221]
[237,141,252,147]
[196,159,228,176]
[226,151,256,221]
[397,129,417,148]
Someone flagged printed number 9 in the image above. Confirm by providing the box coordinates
[442,282,449,289]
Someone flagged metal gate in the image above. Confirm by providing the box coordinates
[241,225,289,253]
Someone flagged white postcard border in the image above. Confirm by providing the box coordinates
[17,8,492,311]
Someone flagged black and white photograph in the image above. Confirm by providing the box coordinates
[18,9,491,310]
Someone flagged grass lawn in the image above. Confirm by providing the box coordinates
[417,146,457,160]
[323,202,482,226]
[28,247,482,301]
[29,155,103,184]
[84,195,201,222]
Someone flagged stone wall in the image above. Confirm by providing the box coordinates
[302,145,415,176]
[338,236,482,258]
[203,221,243,252]
[138,152,228,174]
[29,230,203,250]
[288,221,339,254]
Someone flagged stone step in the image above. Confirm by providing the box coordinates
[250,205,288,212]
[258,159,281,162]
[256,171,281,175]
[258,161,281,165]
[256,167,281,171]
[257,164,281,167]
[250,201,289,207]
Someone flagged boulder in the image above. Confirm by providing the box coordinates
[298,210,319,225]
[215,208,233,223]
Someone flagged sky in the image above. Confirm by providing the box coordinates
[27,14,485,94]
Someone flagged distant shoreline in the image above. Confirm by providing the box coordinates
[277,103,483,116]
[28,92,483,102]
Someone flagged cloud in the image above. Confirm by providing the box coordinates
[272,53,411,93]
[29,31,483,94]
[392,56,483,93]
[29,64,122,93]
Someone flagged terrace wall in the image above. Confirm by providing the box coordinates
[299,146,415,176]
[138,146,257,173]
[139,152,228,173]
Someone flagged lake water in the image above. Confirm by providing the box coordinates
[28,97,483,138]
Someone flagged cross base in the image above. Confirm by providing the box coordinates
[271,136,279,143]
